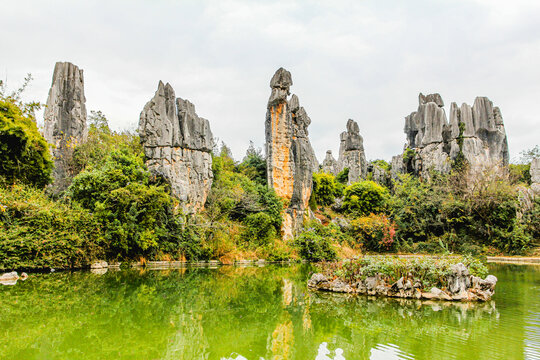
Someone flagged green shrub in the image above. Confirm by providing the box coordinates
[294,231,337,262]
[508,164,531,185]
[0,100,53,187]
[242,212,277,246]
[0,183,104,270]
[311,172,339,207]
[336,167,349,184]
[68,150,176,259]
[342,180,389,216]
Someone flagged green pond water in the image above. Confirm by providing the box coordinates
[1,263,539,360]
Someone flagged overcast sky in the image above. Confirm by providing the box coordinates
[3,0,539,163]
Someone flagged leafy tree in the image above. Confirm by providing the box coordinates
[238,141,267,186]
[68,150,176,258]
[0,100,53,187]
[342,180,389,216]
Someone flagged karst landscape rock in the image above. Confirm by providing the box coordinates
[139,81,214,213]
[265,68,318,239]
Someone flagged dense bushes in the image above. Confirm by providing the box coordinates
[68,150,179,259]
[311,172,340,207]
[350,214,396,252]
[294,225,337,262]
[0,100,53,187]
[342,180,389,216]
[0,184,104,269]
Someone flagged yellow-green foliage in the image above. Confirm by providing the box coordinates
[350,214,397,252]
[342,180,389,216]
[312,172,340,207]
[0,100,53,187]
[0,183,104,270]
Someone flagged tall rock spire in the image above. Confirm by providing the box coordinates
[265,68,318,239]
[337,119,367,183]
[43,62,87,187]
[139,81,213,212]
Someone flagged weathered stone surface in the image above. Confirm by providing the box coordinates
[367,161,391,186]
[43,62,87,186]
[531,158,540,194]
[337,119,367,183]
[265,68,318,239]
[308,262,497,301]
[139,81,213,212]
[321,150,338,175]
[393,93,509,178]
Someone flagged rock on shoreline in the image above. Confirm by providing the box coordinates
[308,262,497,302]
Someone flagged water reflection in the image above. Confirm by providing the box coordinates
[0,263,538,360]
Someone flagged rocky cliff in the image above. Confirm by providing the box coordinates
[531,158,540,194]
[43,62,88,186]
[393,93,509,178]
[265,68,318,239]
[139,81,213,212]
[337,119,367,183]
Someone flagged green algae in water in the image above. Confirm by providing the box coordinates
[0,263,539,359]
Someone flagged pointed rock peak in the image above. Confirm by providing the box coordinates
[346,119,360,135]
[289,94,300,112]
[419,93,444,107]
[270,67,293,89]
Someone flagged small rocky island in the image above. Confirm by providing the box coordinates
[308,256,498,301]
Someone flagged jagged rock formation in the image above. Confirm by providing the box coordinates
[139,81,213,212]
[43,62,87,186]
[265,68,318,239]
[531,158,540,194]
[367,162,391,186]
[337,119,367,183]
[393,93,509,178]
[321,150,338,175]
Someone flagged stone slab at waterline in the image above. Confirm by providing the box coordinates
[43,62,88,187]
[393,93,509,178]
[265,68,318,239]
[139,81,213,212]
[309,262,497,302]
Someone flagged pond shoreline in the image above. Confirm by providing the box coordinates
[2,255,540,274]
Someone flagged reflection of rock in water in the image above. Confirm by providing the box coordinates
[282,279,293,307]
[163,312,209,360]
[311,291,499,322]
[268,318,294,360]
[90,268,108,275]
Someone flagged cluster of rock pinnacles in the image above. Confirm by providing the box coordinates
[43,62,517,238]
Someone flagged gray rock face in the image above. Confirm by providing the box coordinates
[394,93,509,178]
[367,161,390,186]
[43,62,88,186]
[265,68,318,239]
[337,119,367,183]
[531,158,540,194]
[321,150,338,175]
[308,261,497,301]
[139,81,213,213]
